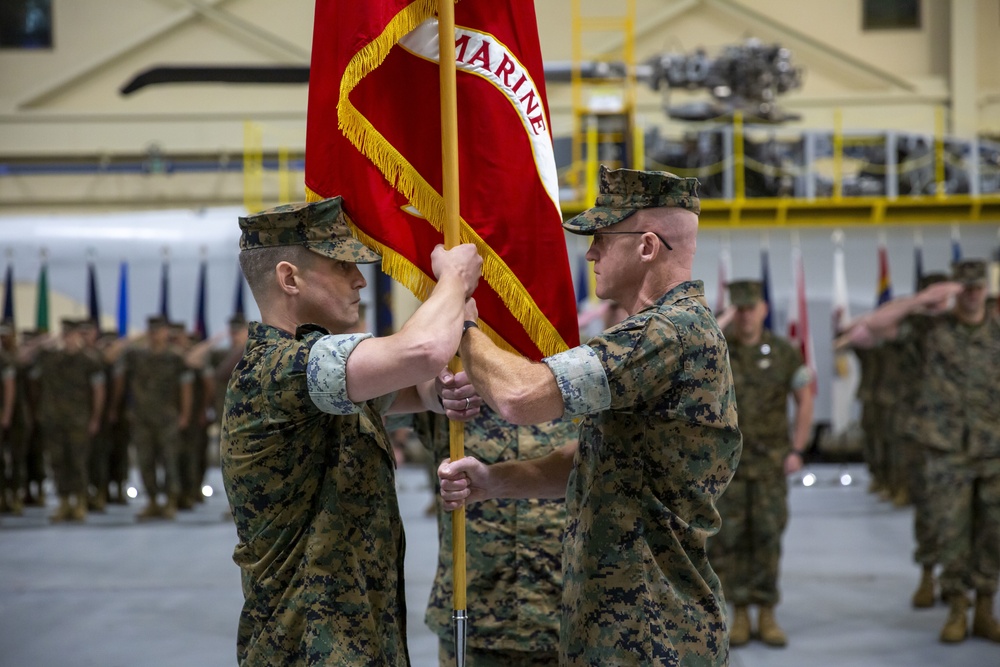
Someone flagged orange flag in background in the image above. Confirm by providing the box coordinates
[305,0,579,359]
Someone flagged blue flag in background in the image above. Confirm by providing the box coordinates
[194,260,208,341]
[761,248,773,331]
[2,262,13,325]
[87,262,100,324]
[117,261,128,337]
[951,238,962,263]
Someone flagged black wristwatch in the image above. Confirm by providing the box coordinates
[463,320,479,335]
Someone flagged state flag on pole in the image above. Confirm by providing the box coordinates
[876,241,892,306]
[36,259,49,333]
[305,0,579,359]
[87,262,101,324]
[117,261,129,338]
[2,262,14,326]
[830,234,856,434]
[787,245,816,394]
[158,259,170,320]
[194,260,208,341]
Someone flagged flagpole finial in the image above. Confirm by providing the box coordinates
[831,229,844,246]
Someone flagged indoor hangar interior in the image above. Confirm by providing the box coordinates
[1,1,999,666]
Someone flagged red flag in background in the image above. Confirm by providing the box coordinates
[305,0,579,359]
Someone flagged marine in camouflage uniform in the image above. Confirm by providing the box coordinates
[176,329,211,509]
[711,279,813,648]
[894,272,950,608]
[0,322,16,514]
[20,330,47,506]
[847,259,1000,643]
[424,406,571,667]
[852,346,885,495]
[113,316,194,520]
[33,319,106,522]
[873,340,906,502]
[221,197,482,666]
[440,166,742,667]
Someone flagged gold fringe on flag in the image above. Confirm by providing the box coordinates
[319,0,570,357]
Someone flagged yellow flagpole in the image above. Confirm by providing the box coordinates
[438,1,468,664]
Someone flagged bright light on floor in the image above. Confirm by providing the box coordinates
[840,473,853,486]
[126,486,138,499]
[201,485,214,498]
[802,473,817,487]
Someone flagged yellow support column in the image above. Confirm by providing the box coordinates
[243,120,264,213]
[935,106,946,199]
[832,110,843,201]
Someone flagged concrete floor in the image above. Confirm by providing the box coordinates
[0,463,996,667]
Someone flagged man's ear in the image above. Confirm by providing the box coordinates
[638,232,659,263]
[274,260,301,296]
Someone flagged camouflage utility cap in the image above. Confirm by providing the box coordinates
[563,165,700,234]
[952,259,987,286]
[239,196,381,264]
[729,279,763,307]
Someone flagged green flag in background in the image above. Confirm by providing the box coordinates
[36,261,49,333]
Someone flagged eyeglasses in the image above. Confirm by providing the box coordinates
[591,231,673,251]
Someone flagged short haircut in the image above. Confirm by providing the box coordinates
[239,245,316,307]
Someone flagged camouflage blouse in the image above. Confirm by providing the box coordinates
[726,330,808,474]
[543,281,742,667]
[221,322,407,666]
[34,347,105,427]
[118,346,192,423]
[899,312,1000,457]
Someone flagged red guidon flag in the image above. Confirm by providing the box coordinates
[305,0,579,359]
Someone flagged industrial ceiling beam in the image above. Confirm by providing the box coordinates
[15,0,235,109]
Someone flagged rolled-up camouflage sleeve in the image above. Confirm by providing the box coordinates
[542,345,611,417]
[306,332,373,415]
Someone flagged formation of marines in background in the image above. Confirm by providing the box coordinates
[0,311,247,523]
[1,208,998,659]
[842,257,1000,644]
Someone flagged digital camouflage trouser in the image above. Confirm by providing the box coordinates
[41,419,90,497]
[926,448,1000,599]
[131,416,180,499]
[711,470,789,607]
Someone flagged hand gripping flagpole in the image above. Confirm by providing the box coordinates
[438,1,467,665]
